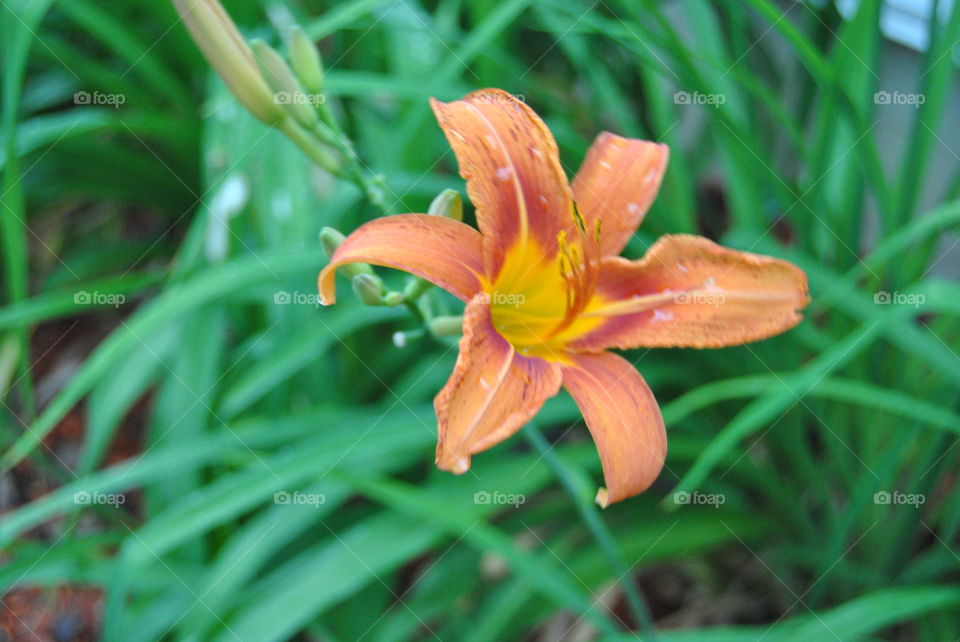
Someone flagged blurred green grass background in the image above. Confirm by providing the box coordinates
[1,0,959,639]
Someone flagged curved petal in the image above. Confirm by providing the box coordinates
[318,214,484,304]
[430,89,573,277]
[435,295,562,474]
[570,235,810,350]
[561,352,667,507]
[572,132,668,257]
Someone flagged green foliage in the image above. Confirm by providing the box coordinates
[2,0,958,639]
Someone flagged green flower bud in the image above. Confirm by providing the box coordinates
[279,120,340,174]
[382,291,406,306]
[320,227,374,279]
[172,0,284,125]
[289,26,325,95]
[427,188,462,221]
[428,315,464,337]
[251,39,318,129]
[403,276,433,301]
[351,273,385,306]
[392,328,425,348]
[319,226,345,256]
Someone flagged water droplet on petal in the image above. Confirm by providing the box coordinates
[452,456,470,474]
[599,160,612,170]
[676,262,688,273]
[626,202,640,215]
[496,166,512,181]
[652,309,674,323]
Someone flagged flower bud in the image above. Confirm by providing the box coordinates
[172,0,284,125]
[319,226,346,256]
[392,328,425,348]
[289,26,325,95]
[251,39,318,129]
[320,227,374,279]
[351,273,385,306]
[382,291,406,306]
[427,188,462,221]
[403,276,433,301]
[280,120,341,174]
[428,315,464,337]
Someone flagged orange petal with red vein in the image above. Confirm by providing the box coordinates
[430,89,573,277]
[435,295,562,474]
[572,132,668,257]
[560,351,667,507]
[569,234,810,351]
[318,214,484,305]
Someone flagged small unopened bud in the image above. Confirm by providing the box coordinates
[403,277,433,301]
[428,188,462,221]
[382,291,405,306]
[352,273,385,305]
[428,315,464,337]
[172,0,283,125]
[319,226,346,256]
[289,26,324,95]
[281,120,341,173]
[392,328,425,347]
[320,228,375,279]
[251,39,318,128]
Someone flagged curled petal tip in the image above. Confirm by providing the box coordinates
[595,487,610,509]
[437,454,471,475]
[451,456,470,474]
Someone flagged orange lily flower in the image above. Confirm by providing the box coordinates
[319,89,809,507]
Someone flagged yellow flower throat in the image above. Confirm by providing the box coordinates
[487,207,605,360]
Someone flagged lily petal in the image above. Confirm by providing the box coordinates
[318,214,484,304]
[572,132,668,256]
[561,351,667,507]
[570,235,810,350]
[430,89,573,277]
[435,295,562,473]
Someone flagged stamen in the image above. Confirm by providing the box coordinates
[543,203,606,343]
[571,202,587,235]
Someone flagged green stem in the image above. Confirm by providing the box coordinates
[316,100,388,214]
[523,422,657,638]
